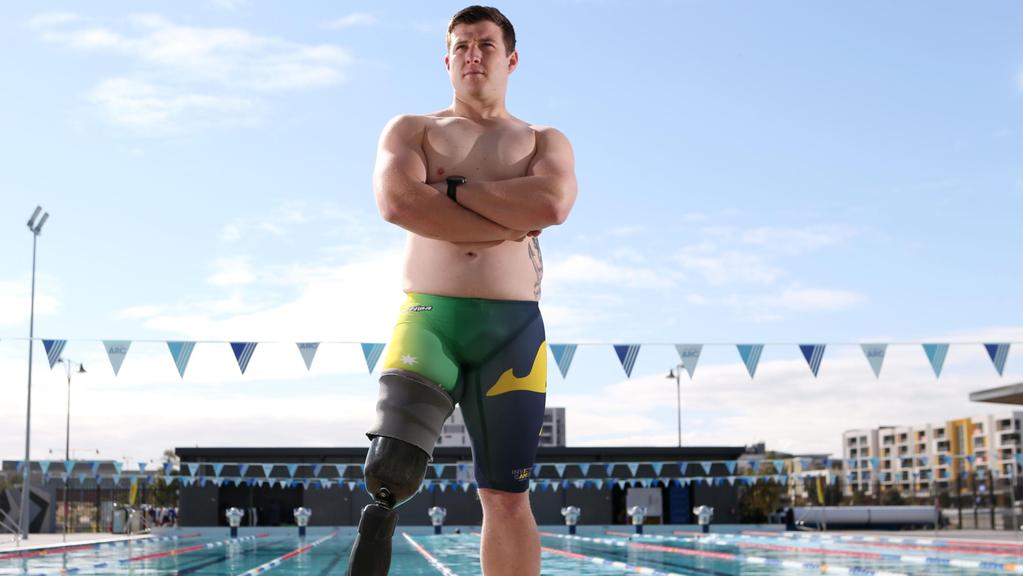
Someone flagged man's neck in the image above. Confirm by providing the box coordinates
[451,94,509,121]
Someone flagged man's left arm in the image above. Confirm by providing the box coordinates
[454,126,578,231]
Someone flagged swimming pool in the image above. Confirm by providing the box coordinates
[2,528,1021,575]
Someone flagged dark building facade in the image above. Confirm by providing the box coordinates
[175,446,746,527]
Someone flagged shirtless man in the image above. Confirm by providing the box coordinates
[345,6,577,576]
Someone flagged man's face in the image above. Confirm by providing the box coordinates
[445,21,517,99]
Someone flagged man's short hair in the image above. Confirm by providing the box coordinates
[447,6,516,55]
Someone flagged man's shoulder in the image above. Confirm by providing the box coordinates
[527,124,571,146]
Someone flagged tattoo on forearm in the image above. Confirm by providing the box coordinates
[528,237,544,298]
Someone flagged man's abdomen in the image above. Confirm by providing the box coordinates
[402,235,539,301]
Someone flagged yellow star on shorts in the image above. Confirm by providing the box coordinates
[400,354,417,366]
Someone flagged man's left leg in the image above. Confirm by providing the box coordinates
[479,488,540,576]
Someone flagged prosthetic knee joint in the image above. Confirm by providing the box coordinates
[346,372,453,576]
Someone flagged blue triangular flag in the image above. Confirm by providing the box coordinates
[614,344,641,378]
[42,339,67,369]
[231,342,258,374]
[674,344,702,378]
[167,341,196,378]
[103,340,131,376]
[549,344,577,378]
[64,460,74,474]
[699,461,712,476]
[799,344,826,377]
[297,343,319,371]
[985,343,1010,376]
[749,460,760,473]
[923,343,949,378]
[433,464,445,478]
[113,461,123,474]
[361,343,386,373]
[40,461,51,475]
[679,462,688,475]
[861,344,887,378]
[626,463,639,477]
[262,464,274,477]
[313,464,323,476]
[725,462,736,474]
[212,464,223,477]
[651,462,664,476]
[736,344,763,378]
[335,464,347,477]
[287,464,298,478]
[239,464,249,477]
[554,464,566,478]
[604,463,614,476]
[579,463,590,476]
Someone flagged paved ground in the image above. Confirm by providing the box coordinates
[0,533,150,553]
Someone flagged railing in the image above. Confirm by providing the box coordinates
[0,506,20,536]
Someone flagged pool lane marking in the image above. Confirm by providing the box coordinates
[0,533,203,561]
[635,533,1023,574]
[695,530,1023,563]
[26,534,270,576]
[171,535,286,576]
[739,530,1023,555]
[555,532,911,576]
[402,533,459,576]
[234,532,336,576]
[540,545,688,576]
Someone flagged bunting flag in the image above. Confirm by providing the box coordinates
[336,464,347,477]
[297,343,320,370]
[799,344,826,377]
[287,464,298,478]
[43,339,67,369]
[736,344,763,378]
[167,341,196,378]
[262,464,274,478]
[922,343,949,378]
[579,464,590,476]
[699,462,712,475]
[549,344,577,378]
[239,464,249,477]
[40,461,51,475]
[679,462,688,475]
[554,464,566,478]
[103,340,131,375]
[361,343,386,373]
[861,344,887,378]
[985,343,1010,376]
[674,345,702,378]
[64,460,74,474]
[614,344,641,378]
[231,342,258,374]
[212,464,223,477]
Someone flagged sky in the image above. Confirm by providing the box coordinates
[0,0,1021,470]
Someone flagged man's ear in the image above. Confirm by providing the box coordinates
[508,50,518,73]
[444,54,450,70]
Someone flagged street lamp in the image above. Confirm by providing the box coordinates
[21,206,49,540]
[58,358,86,535]
[666,364,683,448]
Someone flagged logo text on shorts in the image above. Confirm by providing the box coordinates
[512,468,530,481]
[407,305,433,312]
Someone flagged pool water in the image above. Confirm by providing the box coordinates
[2,528,1021,575]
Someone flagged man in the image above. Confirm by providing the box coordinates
[346,6,577,576]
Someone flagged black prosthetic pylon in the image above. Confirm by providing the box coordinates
[347,502,398,576]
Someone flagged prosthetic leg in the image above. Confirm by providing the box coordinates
[347,372,454,576]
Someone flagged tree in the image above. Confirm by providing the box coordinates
[881,488,905,506]
[739,479,784,523]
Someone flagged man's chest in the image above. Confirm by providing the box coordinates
[422,119,536,181]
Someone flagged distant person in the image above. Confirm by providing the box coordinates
[346,5,577,576]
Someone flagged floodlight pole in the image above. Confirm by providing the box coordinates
[21,206,48,540]
[667,365,683,448]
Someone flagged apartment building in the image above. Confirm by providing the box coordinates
[843,412,1023,497]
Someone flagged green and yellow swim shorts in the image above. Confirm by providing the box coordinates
[377,292,547,493]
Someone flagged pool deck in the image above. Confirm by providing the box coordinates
[0,533,151,554]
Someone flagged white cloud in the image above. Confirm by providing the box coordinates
[546,254,675,290]
[739,224,856,255]
[206,257,256,287]
[675,244,782,286]
[0,278,61,328]
[743,286,865,312]
[320,13,378,30]
[30,12,354,132]
[88,78,262,131]
[207,0,247,11]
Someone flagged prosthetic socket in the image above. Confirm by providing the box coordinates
[346,372,454,576]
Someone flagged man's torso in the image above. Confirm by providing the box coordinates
[403,113,543,301]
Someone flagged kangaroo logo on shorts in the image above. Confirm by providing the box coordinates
[512,467,531,481]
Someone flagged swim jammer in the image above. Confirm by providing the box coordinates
[377,292,547,492]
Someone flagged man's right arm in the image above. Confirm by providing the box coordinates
[374,115,525,243]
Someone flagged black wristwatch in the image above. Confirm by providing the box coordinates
[446,175,467,202]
